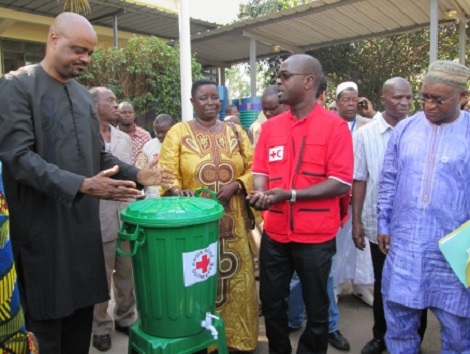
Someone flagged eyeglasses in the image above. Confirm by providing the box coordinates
[277,71,313,81]
[418,93,460,106]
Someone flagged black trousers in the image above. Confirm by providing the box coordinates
[25,305,94,354]
[370,241,427,341]
[260,232,335,354]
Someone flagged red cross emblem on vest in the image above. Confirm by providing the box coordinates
[269,146,284,162]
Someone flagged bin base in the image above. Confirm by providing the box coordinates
[128,317,228,354]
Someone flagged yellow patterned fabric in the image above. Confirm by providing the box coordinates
[1,162,36,353]
[159,121,259,351]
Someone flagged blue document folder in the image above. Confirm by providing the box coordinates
[438,220,470,288]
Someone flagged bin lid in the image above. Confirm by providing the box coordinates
[121,196,224,227]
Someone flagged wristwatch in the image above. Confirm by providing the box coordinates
[290,189,296,203]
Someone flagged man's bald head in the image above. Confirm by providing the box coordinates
[277,54,323,108]
[51,12,96,38]
[89,86,119,124]
[118,102,136,127]
[262,85,287,119]
[283,54,323,90]
[262,85,279,100]
[382,77,412,96]
[381,77,413,122]
[41,12,97,83]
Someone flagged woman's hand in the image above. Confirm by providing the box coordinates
[169,187,194,197]
[217,182,240,205]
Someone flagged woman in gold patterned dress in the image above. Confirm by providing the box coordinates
[159,79,259,352]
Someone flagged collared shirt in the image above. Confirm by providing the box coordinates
[353,113,393,243]
[253,104,353,243]
[119,124,152,163]
[377,111,470,316]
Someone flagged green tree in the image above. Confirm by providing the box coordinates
[234,0,468,113]
[311,24,466,111]
[78,36,203,129]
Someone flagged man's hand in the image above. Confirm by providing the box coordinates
[247,191,270,211]
[352,222,366,250]
[358,97,376,118]
[80,165,141,201]
[136,158,174,188]
[266,188,291,205]
[247,188,291,210]
[377,234,391,255]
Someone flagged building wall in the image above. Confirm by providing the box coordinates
[0,8,138,74]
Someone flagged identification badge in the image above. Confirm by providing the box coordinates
[269,146,284,162]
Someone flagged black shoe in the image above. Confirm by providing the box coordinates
[92,334,111,351]
[361,338,386,354]
[115,325,130,335]
[328,330,350,351]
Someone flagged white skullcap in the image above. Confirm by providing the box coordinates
[336,81,358,97]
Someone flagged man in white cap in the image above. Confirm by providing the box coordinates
[378,60,470,353]
[335,81,370,132]
[333,81,375,307]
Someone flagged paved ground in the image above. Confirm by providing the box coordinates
[90,292,441,354]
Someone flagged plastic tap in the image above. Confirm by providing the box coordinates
[201,312,219,340]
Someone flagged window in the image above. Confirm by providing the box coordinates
[1,38,45,74]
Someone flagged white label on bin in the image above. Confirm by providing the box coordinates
[182,241,218,287]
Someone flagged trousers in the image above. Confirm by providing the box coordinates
[93,239,135,335]
[26,306,93,354]
[260,232,335,354]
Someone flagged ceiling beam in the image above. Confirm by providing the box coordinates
[0,18,15,34]
[243,30,304,54]
[89,8,125,23]
[302,19,456,52]
[194,54,226,68]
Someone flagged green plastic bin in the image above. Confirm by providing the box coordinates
[117,190,224,338]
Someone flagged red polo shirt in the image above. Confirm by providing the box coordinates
[252,104,353,243]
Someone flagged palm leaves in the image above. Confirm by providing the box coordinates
[61,0,91,14]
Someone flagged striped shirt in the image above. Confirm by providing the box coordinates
[353,113,393,243]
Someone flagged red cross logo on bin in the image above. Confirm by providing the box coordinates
[196,254,210,273]
[184,242,217,286]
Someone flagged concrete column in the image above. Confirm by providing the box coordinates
[113,15,118,49]
[179,0,193,121]
[429,0,438,63]
[250,38,256,98]
[218,67,226,86]
[458,18,466,65]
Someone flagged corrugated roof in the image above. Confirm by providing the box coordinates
[0,0,468,67]
[190,0,469,67]
[0,0,219,39]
